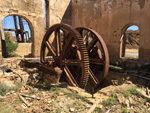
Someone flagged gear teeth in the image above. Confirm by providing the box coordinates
[40,24,90,89]
[76,27,109,92]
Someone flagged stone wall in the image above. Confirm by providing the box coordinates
[0,0,45,61]
[48,0,72,27]
[16,43,31,53]
[72,0,150,63]
[1,0,150,63]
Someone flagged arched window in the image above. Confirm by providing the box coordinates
[120,25,139,59]
[1,15,32,57]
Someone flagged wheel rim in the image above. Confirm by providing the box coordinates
[76,27,109,91]
[40,24,89,88]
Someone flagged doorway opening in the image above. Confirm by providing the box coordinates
[1,15,32,57]
[120,25,139,59]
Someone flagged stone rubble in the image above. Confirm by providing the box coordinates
[0,57,150,113]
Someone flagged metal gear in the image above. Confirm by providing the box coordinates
[40,24,89,88]
[76,27,109,92]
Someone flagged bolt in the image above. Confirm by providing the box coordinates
[92,87,94,98]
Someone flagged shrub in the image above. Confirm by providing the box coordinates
[5,32,18,56]
[64,92,87,102]
[129,86,141,96]
[122,107,128,113]
[122,90,131,97]
[104,94,117,106]
[93,107,102,113]
[0,83,12,96]
[49,87,60,93]
[122,86,141,97]
[104,97,117,106]
[0,83,21,96]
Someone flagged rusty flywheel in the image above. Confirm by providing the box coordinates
[40,24,109,92]
[40,24,89,88]
[76,27,109,92]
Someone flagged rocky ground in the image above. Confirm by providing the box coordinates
[0,57,150,113]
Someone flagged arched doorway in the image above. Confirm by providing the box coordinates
[120,25,139,59]
[1,15,33,57]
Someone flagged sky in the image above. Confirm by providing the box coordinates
[3,3,47,37]
[127,25,139,31]
[2,15,139,37]
[2,1,139,38]
[3,16,31,37]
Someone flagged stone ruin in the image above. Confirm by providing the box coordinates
[0,0,150,64]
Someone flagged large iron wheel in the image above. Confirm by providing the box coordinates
[40,24,89,88]
[76,27,109,92]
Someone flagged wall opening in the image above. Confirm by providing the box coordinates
[1,15,32,57]
[45,0,50,31]
[120,25,139,59]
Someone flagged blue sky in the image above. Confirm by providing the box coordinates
[127,25,139,31]
[3,16,31,37]
[3,15,139,37]
[3,3,47,37]
[2,1,139,37]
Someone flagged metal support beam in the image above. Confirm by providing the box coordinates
[19,17,25,42]
[4,29,16,31]
[13,16,19,42]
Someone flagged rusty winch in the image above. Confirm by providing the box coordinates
[40,24,109,93]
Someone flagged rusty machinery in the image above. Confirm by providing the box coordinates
[40,24,109,93]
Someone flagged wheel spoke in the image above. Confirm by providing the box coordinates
[90,58,104,65]
[45,41,56,57]
[64,66,79,86]
[77,50,81,60]
[89,68,99,85]
[97,47,104,59]
[76,27,109,91]
[87,38,98,52]
[60,34,74,59]
[89,46,98,57]
[61,60,81,66]
[54,28,58,56]
[58,29,62,55]
[41,24,89,89]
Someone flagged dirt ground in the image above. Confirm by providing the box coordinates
[0,57,150,113]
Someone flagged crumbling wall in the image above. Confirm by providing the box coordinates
[72,0,150,63]
[47,0,72,27]
[0,0,45,61]
[1,0,150,64]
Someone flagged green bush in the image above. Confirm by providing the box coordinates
[122,90,131,97]
[104,94,117,106]
[122,86,141,97]
[0,83,13,96]
[122,107,128,113]
[0,83,21,96]
[104,97,117,106]
[5,32,18,55]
